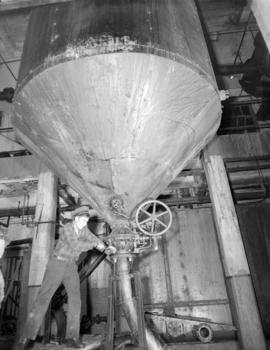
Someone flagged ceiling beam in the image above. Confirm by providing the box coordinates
[0,0,71,12]
[216,64,259,76]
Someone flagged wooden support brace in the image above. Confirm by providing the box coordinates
[203,154,266,350]
[27,166,57,327]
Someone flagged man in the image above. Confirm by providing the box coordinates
[0,226,7,307]
[0,224,10,307]
[14,205,112,350]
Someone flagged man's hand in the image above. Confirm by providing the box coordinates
[96,242,117,255]
[105,246,117,255]
[96,242,106,252]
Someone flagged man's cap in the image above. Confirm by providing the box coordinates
[71,205,91,219]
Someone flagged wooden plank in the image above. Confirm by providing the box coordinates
[0,132,25,153]
[207,130,270,159]
[138,236,168,305]
[26,167,57,337]
[203,155,249,277]
[236,204,270,338]
[139,208,234,342]
[0,190,37,210]
[28,167,57,287]
[167,208,229,304]
[6,218,34,241]
[203,155,266,350]
[169,340,239,350]
[227,276,266,350]
[24,339,240,350]
[0,0,71,12]
[0,155,41,181]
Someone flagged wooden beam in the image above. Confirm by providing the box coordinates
[0,176,38,184]
[0,155,41,181]
[169,341,239,350]
[203,154,266,350]
[0,0,71,12]
[27,166,57,330]
[28,167,57,286]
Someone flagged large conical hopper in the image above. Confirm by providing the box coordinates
[13,0,222,225]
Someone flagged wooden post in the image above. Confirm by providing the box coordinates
[203,154,266,350]
[27,165,57,318]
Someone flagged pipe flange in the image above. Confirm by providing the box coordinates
[109,195,130,218]
[110,196,124,211]
[193,323,213,343]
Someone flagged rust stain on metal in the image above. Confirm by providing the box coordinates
[45,35,138,64]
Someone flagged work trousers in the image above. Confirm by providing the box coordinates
[22,257,81,340]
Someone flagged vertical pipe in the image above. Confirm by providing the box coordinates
[203,154,266,350]
[105,276,114,350]
[134,272,147,349]
[116,256,165,350]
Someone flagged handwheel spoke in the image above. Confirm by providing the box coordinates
[156,211,169,218]
[139,217,153,225]
[151,220,155,233]
[141,208,152,217]
[152,201,157,215]
[155,218,168,228]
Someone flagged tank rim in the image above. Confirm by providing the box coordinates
[15,45,218,98]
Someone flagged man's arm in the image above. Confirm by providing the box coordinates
[79,231,117,255]
[0,226,9,258]
[78,227,106,252]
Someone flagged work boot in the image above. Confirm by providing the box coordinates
[48,336,66,346]
[13,338,33,350]
[64,338,85,348]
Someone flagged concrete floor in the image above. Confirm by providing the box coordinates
[0,335,102,350]
[1,336,270,350]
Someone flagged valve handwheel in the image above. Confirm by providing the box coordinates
[135,199,172,236]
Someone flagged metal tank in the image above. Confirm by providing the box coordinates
[13,0,221,226]
[12,1,222,348]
